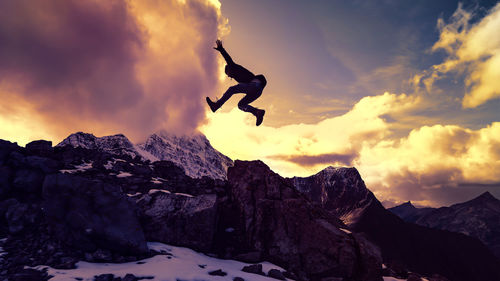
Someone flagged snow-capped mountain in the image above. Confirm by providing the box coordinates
[56,131,233,180]
[57,132,141,160]
[136,131,233,181]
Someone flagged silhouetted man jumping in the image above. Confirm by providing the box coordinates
[206,39,267,126]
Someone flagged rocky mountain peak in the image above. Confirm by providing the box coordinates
[291,165,374,225]
[470,191,498,204]
[137,130,233,180]
[56,131,233,180]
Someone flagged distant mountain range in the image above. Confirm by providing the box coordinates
[292,167,500,281]
[389,192,500,259]
[57,131,233,180]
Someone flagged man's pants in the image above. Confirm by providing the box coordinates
[216,82,263,114]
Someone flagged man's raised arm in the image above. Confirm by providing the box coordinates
[214,39,234,65]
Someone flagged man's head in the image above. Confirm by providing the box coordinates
[225,65,236,79]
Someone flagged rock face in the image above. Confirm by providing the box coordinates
[292,166,500,281]
[136,190,218,252]
[391,192,500,259]
[137,131,233,180]
[226,160,382,281]
[42,173,148,255]
[293,167,374,225]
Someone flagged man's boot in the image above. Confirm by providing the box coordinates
[255,109,265,126]
[206,97,220,112]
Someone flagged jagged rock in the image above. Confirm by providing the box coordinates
[10,268,49,281]
[42,173,148,255]
[94,274,115,281]
[233,277,245,281]
[25,140,53,156]
[0,140,20,165]
[12,168,45,195]
[233,251,261,263]
[0,165,12,198]
[228,160,382,281]
[267,269,286,280]
[241,264,264,276]
[136,190,217,252]
[208,269,227,276]
[5,199,29,234]
[122,274,139,281]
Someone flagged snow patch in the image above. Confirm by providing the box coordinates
[340,228,352,234]
[148,189,171,195]
[103,160,113,170]
[127,193,142,197]
[174,192,194,198]
[34,242,290,281]
[383,277,406,281]
[150,177,166,184]
[116,171,132,178]
[60,162,93,174]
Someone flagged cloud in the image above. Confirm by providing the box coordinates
[414,3,500,108]
[0,0,225,144]
[201,92,421,175]
[202,91,500,207]
[269,152,358,167]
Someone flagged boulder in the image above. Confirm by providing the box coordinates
[25,140,53,156]
[0,165,12,198]
[42,174,148,255]
[227,160,382,281]
[136,190,217,252]
[5,199,29,234]
[0,140,20,165]
[12,168,45,195]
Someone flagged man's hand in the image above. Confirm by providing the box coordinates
[214,39,223,51]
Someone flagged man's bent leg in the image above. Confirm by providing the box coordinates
[214,83,252,110]
[237,86,265,126]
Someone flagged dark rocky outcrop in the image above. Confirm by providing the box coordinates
[136,190,218,252]
[42,173,148,255]
[292,166,500,281]
[225,160,382,281]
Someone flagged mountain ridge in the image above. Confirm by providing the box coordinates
[57,131,233,180]
[390,191,500,259]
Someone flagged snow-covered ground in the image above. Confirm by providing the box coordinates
[60,162,93,174]
[33,242,291,281]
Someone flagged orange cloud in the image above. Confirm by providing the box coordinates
[414,3,500,108]
[0,0,226,145]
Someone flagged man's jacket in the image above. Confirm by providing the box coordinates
[219,47,255,83]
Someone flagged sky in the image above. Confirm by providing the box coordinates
[1,0,499,207]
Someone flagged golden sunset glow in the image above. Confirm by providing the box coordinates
[1,0,499,206]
